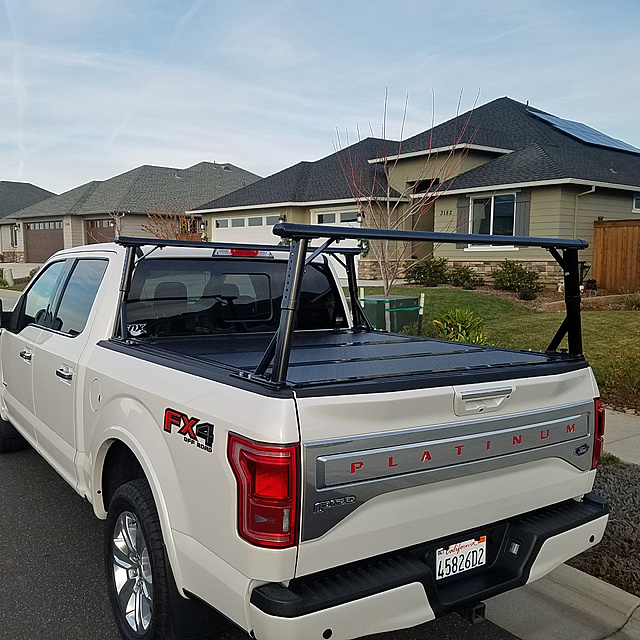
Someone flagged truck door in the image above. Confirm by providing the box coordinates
[1,260,67,445]
[32,258,108,487]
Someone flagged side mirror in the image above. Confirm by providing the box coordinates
[0,298,17,330]
[0,299,10,329]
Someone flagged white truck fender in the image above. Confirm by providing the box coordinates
[89,398,189,594]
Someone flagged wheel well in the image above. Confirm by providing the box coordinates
[101,440,145,512]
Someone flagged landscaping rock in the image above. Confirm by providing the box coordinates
[567,462,640,596]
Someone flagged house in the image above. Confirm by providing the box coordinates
[395,97,640,284]
[196,97,640,285]
[5,162,260,263]
[0,181,55,260]
[194,137,401,243]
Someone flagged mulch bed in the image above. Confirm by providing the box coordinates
[567,462,640,596]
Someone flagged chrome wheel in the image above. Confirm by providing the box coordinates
[111,511,153,635]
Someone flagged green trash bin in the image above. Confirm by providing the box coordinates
[361,295,420,332]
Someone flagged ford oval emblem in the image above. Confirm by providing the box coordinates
[574,443,590,456]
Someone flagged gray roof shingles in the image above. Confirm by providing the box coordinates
[0,182,55,219]
[197,98,640,212]
[11,162,260,221]
[195,138,402,211]
[403,97,640,191]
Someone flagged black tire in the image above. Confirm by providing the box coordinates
[105,478,227,640]
[0,417,28,453]
[105,478,175,640]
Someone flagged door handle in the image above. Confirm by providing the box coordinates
[19,350,32,362]
[55,367,73,381]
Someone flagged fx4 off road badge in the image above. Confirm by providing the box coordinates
[164,408,214,453]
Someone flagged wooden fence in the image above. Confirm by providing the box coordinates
[592,219,640,292]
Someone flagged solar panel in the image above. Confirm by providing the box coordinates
[529,110,640,154]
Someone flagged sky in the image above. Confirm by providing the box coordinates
[2,0,640,194]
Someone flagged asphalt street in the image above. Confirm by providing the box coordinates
[0,445,519,640]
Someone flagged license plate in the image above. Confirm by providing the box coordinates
[436,536,486,580]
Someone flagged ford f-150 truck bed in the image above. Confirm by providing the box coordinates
[0,223,608,640]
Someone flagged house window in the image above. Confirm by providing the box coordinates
[266,215,281,225]
[340,211,359,223]
[231,218,245,228]
[470,194,516,236]
[317,213,336,224]
[215,219,228,228]
[248,217,263,227]
[633,195,640,213]
[10,225,18,247]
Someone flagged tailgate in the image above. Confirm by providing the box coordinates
[294,367,598,577]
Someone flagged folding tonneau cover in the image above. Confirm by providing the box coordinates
[114,224,588,391]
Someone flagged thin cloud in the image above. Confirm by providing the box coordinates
[1,0,640,193]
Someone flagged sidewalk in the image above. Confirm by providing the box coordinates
[486,409,640,640]
[602,409,640,464]
[0,262,40,279]
[486,564,640,640]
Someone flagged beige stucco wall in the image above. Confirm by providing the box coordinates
[0,223,24,260]
[387,150,502,195]
[63,216,85,249]
[0,225,10,253]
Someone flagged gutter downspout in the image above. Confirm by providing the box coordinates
[574,186,596,238]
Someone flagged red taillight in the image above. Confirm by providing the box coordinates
[592,398,605,469]
[228,433,299,548]
[230,249,259,257]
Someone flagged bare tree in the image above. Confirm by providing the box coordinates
[141,208,201,241]
[336,91,479,329]
[107,211,126,236]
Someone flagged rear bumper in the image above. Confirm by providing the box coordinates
[248,493,609,640]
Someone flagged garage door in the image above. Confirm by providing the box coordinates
[24,221,64,263]
[85,219,116,244]
[212,214,282,244]
[211,213,360,280]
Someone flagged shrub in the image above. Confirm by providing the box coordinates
[404,257,449,287]
[448,265,485,290]
[518,288,538,301]
[622,292,640,311]
[598,452,623,467]
[492,259,543,297]
[432,308,488,344]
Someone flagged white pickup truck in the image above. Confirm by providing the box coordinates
[0,223,608,640]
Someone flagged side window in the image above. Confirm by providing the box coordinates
[18,261,67,331]
[54,260,108,335]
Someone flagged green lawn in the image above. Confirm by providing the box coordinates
[359,286,640,408]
